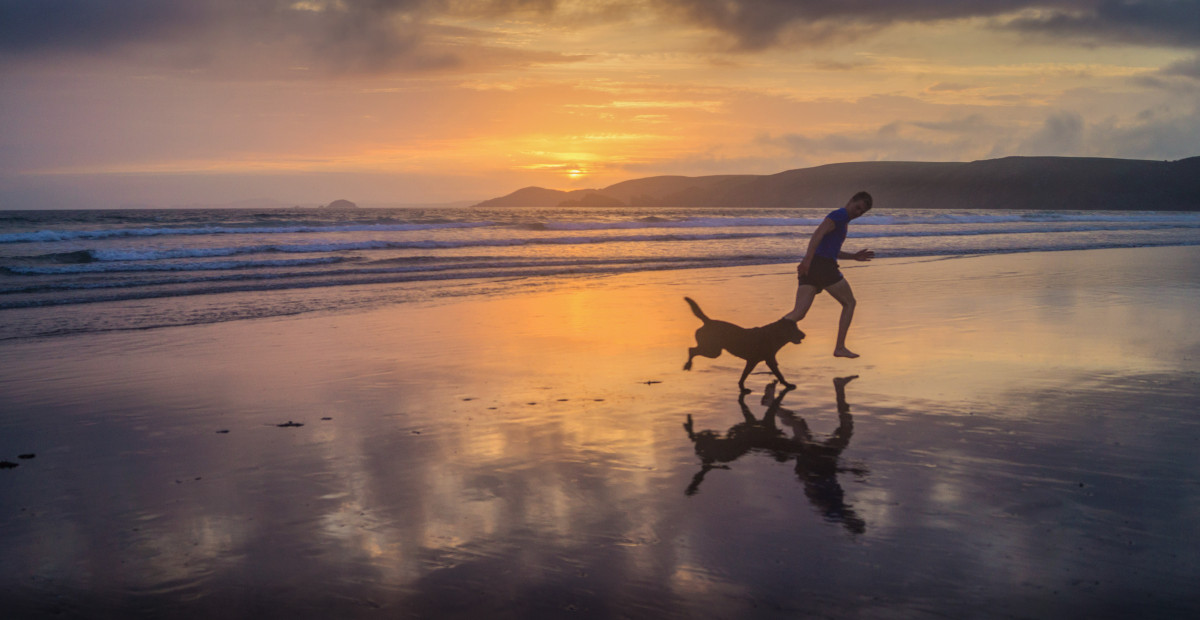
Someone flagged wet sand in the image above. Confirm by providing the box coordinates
[2,246,1199,619]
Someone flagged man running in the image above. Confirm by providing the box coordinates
[783,191,875,358]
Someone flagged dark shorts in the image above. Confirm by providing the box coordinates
[797,256,844,293]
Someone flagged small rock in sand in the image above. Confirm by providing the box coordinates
[277,421,304,428]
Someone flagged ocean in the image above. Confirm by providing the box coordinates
[2,206,1199,340]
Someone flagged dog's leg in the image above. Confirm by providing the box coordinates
[738,360,758,394]
[686,345,710,369]
[684,339,722,371]
[766,356,795,389]
[685,465,712,496]
[738,392,756,422]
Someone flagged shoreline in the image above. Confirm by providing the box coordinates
[3,242,1198,344]
[2,244,1199,618]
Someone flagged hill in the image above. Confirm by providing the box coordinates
[472,157,1200,210]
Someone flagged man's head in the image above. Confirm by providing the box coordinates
[846,191,873,218]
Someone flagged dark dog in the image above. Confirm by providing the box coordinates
[682,297,805,393]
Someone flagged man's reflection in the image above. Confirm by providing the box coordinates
[683,376,867,534]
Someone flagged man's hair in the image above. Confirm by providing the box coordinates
[850,191,873,210]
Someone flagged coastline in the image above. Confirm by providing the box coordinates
[2,245,1199,618]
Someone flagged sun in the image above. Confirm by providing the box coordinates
[567,168,585,180]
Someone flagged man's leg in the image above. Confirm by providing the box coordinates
[783,283,819,322]
[824,279,859,358]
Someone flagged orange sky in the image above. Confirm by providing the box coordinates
[1,1,1198,207]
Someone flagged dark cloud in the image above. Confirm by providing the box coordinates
[659,1,1200,51]
[1128,54,1200,92]
[0,1,283,55]
[662,1,1200,51]
[0,0,603,76]
[2,1,1197,74]
[1004,1,1200,48]
[0,1,192,54]
[659,0,1043,50]
[0,1,445,74]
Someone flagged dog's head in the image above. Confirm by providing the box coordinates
[774,319,806,345]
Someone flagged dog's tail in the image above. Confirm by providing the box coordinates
[684,297,710,323]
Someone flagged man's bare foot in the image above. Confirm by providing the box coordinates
[833,347,860,359]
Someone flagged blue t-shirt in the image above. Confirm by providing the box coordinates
[814,207,850,259]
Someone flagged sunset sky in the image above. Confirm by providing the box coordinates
[2,1,1198,208]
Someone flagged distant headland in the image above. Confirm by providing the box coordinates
[473,156,1200,211]
[318,199,358,210]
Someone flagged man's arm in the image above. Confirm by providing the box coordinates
[838,249,875,261]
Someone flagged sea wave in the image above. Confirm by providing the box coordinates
[3,256,349,275]
[0,221,494,244]
[6,232,799,264]
[9,221,1197,266]
[525,211,1200,231]
[0,255,770,296]
[5,238,1198,311]
[6,211,1199,245]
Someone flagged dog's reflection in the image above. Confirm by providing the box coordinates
[683,376,867,534]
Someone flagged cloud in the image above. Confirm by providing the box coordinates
[746,105,1200,166]
[756,117,1003,164]
[5,1,1198,75]
[1003,1,1200,48]
[656,0,1045,50]
[1162,54,1200,79]
[1130,54,1200,92]
[0,1,589,76]
[927,82,977,93]
[1089,105,1200,159]
[910,115,998,133]
[0,1,441,74]
[662,1,1200,51]
[0,1,207,55]
[1011,106,1200,160]
[1017,110,1085,155]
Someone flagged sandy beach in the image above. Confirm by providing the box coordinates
[2,245,1199,618]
